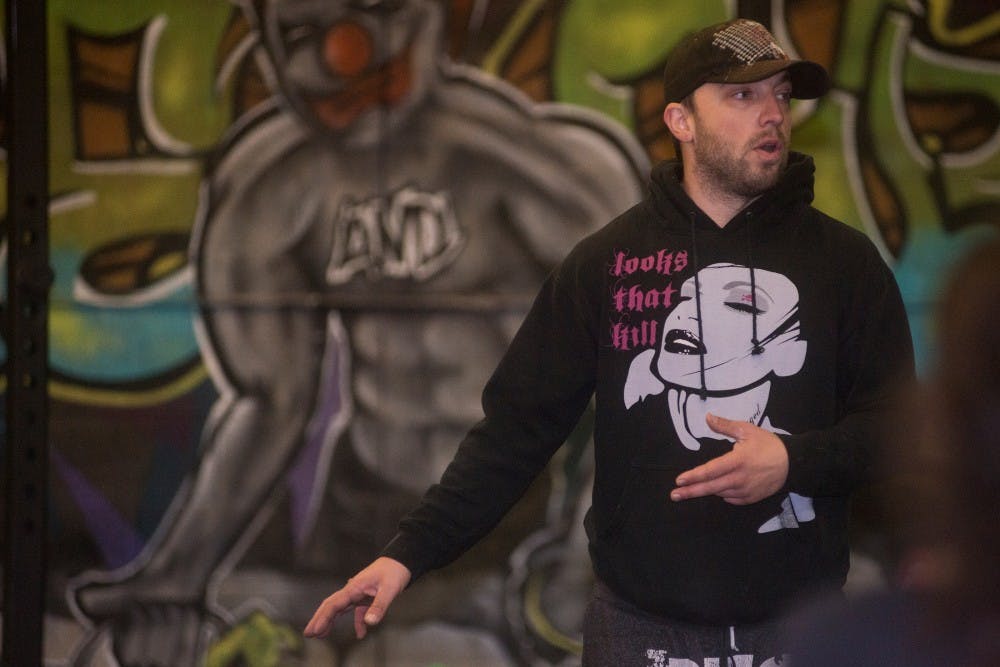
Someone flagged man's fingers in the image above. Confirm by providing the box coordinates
[305,558,411,641]
[304,590,353,638]
[672,414,788,503]
[671,473,737,501]
[355,579,402,638]
[675,452,737,487]
[363,592,392,627]
[672,450,745,500]
[354,605,369,639]
[304,587,374,638]
[302,598,340,638]
[671,473,757,502]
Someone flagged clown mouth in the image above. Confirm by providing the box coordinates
[663,329,706,355]
[307,43,414,130]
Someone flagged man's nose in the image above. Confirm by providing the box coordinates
[760,93,786,126]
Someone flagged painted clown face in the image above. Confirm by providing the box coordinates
[259,0,441,144]
[624,263,807,450]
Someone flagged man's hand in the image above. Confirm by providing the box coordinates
[303,557,411,640]
[670,413,788,505]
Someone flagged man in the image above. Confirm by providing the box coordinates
[305,18,914,665]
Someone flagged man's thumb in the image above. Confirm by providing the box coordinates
[364,587,399,626]
[706,413,739,437]
[364,604,385,626]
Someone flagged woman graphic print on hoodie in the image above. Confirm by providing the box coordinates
[624,262,815,534]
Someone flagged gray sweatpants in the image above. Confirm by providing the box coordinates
[581,580,787,667]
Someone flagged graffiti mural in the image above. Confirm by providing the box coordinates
[0,0,997,665]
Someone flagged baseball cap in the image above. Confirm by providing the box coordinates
[662,18,830,104]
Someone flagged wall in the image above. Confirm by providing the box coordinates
[1,0,998,665]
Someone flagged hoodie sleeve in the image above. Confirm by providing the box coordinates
[380,259,598,580]
[781,240,915,498]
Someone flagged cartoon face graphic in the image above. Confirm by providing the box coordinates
[257,0,441,143]
[625,263,807,450]
[624,263,815,533]
[658,263,805,392]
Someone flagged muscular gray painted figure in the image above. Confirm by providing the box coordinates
[68,0,647,663]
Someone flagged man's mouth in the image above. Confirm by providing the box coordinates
[753,137,785,162]
[754,138,784,156]
[663,329,706,355]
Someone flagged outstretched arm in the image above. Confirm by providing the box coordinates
[304,557,412,639]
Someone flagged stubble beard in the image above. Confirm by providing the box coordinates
[693,127,789,200]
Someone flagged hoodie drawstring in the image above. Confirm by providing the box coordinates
[690,214,708,401]
[746,213,765,355]
[690,210,766,402]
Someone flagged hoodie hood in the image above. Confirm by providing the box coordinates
[647,151,817,234]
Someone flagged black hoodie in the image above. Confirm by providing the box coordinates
[382,152,915,624]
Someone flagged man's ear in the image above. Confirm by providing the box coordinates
[663,103,693,143]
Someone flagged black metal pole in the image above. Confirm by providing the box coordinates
[3,0,51,664]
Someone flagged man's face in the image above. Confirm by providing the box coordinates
[687,72,794,198]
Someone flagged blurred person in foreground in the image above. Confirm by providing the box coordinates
[785,235,1000,666]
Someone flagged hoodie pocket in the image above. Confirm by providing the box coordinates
[595,463,787,621]
[616,463,779,544]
